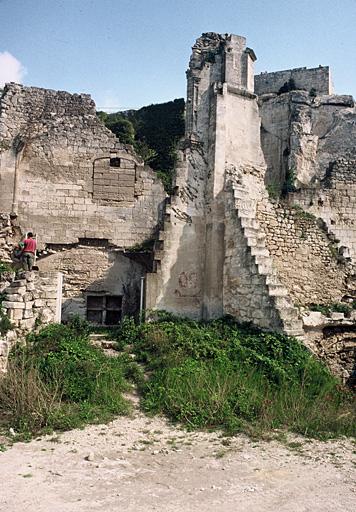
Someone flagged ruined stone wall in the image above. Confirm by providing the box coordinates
[0,84,166,249]
[255,66,332,96]
[1,271,61,330]
[257,202,347,306]
[259,91,356,264]
[302,311,356,382]
[0,213,22,263]
[289,159,356,262]
[38,247,145,321]
[259,91,356,189]
[147,33,262,320]
[0,270,61,372]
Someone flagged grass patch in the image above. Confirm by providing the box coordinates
[309,302,354,316]
[113,315,356,439]
[0,319,141,437]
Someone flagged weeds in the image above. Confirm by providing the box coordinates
[114,315,355,439]
[309,302,354,317]
[0,319,139,436]
[1,314,355,440]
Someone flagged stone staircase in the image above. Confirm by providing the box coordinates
[231,183,305,339]
[89,333,119,356]
[151,196,173,274]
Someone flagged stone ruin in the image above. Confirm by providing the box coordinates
[0,32,355,381]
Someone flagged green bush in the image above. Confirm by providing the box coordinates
[0,291,13,335]
[0,322,135,435]
[125,316,355,438]
[0,261,12,276]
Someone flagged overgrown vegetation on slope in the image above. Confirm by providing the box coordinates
[0,319,141,436]
[0,315,354,440]
[115,315,356,439]
[97,98,185,191]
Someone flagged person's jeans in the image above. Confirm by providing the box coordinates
[22,252,35,271]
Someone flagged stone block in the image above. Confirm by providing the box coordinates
[20,318,36,330]
[11,280,27,287]
[24,301,34,310]
[24,272,35,282]
[40,308,55,324]
[331,312,345,321]
[23,292,34,302]
[2,301,25,309]
[40,292,58,299]
[302,311,323,327]
[5,294,24,302]
[8,308,23,320]
[39,285,57,292]
[10,286,26,295]
[33,299,44,307]
[23,309,34,319]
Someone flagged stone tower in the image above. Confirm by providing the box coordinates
[146,33,275,324]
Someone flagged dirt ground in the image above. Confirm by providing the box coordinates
[0,402,355,512]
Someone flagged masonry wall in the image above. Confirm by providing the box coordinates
[259,90,356,265]
[1,271,61,330]
[0,84,166,250]
[289,159,356,262]
[224,191,282,330]
[255,66,332,96]
[38,247,145,321]
[0,213,21,264]
[257,202,347,306]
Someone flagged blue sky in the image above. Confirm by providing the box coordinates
[1,0,356,110]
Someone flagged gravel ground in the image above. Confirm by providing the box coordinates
[0,399,355,512]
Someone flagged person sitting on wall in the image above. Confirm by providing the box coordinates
[21,232,37,271]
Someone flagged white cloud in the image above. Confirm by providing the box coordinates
[94,90,122,113]
[0,51,26,87]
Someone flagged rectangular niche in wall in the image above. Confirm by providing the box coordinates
[86,294,123,325]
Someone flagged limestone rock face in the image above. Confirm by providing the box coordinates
[260,91,356,189]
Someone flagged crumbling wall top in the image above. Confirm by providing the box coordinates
[255,66,333,96]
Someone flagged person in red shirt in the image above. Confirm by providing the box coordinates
[22,232,37,271]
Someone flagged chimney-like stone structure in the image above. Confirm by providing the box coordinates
[146,33,268,321]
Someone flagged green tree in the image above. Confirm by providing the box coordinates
[97,98,185,191]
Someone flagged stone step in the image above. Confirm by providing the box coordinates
[283,319,304,331]
[237,209,255,219]
[242,227,259,237]
[154,250,164,260]
[272,296,290,309]
[256,263,276,276]
[283,328,305,338]
[267,284,288,297]
[89,333,107,340]
[243,228,266,241]
[250,247,270,258]
[265,274,281,285]
[239,218,260,229]
[278,307,300,322]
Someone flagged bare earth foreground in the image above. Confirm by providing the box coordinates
[0,403,355,512]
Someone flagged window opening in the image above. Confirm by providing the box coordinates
[86,295,123,325]
[110,157,121,168]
